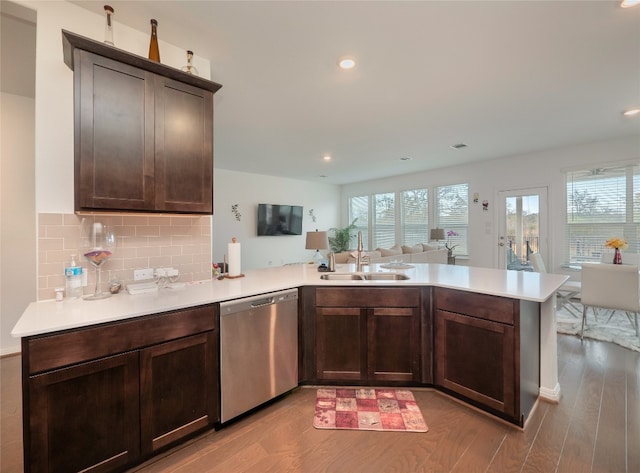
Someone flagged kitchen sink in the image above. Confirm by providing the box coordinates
[320,272,410,281]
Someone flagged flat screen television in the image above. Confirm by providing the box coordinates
[257,204,303,236]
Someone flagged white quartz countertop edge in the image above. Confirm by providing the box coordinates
[12,263,569,338]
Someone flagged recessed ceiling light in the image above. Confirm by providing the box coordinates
[323,155,332,161]
[621,0,640,8]
[450,143,468,150]
[338,57,356,70]
[623,108,640,116]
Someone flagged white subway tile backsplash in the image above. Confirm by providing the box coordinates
[37,213,212,300]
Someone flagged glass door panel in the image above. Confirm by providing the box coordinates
[497,188,547,270]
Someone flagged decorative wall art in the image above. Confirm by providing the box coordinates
[231,204,241,221]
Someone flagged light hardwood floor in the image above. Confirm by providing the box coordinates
[2,334,639,473]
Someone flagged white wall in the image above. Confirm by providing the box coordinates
[342,135,640,276]
[1,92,36,355]
[213,169,340,270]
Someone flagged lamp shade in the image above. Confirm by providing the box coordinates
[430,228,445,241]
[305,230,329,250]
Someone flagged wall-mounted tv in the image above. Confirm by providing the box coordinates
[257,204,303,236]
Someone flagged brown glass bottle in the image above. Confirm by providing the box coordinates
[148,19,160,62]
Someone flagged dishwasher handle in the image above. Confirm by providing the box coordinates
[250,297,274,308]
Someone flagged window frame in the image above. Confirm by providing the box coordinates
[564,163,639,264]
[347,184,468,255]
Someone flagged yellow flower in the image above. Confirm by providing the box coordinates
[604,237,628,250]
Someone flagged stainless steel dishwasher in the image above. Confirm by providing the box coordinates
[219,288,298,423]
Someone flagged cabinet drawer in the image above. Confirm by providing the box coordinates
[316,287,420,307]
[26,305,216,374]
[435,288,516,325]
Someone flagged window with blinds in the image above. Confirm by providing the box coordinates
[435,183,469,256]
[373,192,395,249]
[401,189,429,245]
[566,163,639,263]
[347,187,440,250]
[349,195,369,250]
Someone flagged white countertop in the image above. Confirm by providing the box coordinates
[12,263,568,338]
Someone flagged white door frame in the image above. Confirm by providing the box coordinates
[495,186,548,270]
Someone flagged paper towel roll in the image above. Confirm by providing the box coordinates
[228,239,241,277]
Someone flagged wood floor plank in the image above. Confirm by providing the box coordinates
[557,339,613,473]
[626,346,640,473]
[485,400,548,472]
[591,343,629,472]
[519,335,589,473]
[448,419,508,473]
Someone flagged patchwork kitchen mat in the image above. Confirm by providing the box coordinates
[313,388,428,432]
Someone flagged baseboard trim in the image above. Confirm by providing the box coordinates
[539,383,561,403]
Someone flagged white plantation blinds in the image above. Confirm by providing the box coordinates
[565,163,639,263]
[402,189,429,245]
[373,192,396,249]
[349,195,369,250]
[435,183,469,255]
[347,186,464,252]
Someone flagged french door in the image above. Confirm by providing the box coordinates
[496,187,548,270]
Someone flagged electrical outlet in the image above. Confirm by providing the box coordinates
[134,268,154,281]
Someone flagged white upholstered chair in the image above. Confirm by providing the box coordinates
[580,262,640,340]
[530,253,582,317]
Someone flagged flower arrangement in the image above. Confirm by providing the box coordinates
[445,230,459,251]
[604,237,628,250]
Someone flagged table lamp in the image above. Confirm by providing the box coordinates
[430,228,445,248]
[305,230,329,265]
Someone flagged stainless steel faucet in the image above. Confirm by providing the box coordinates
[356,231,364,271]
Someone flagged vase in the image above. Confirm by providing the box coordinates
[613,248,622,264]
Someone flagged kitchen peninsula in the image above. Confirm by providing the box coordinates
[12,263,568,472]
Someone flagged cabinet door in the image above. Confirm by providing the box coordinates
[435,309,516,418]
[154,76,214,213]
[368,307,420,382]
[28,352,140,473]
[140,331,217,454]
[316,307,366,381]
[76,50,155,212]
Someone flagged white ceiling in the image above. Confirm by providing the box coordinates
[29,2,640,183]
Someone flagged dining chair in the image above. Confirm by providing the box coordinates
[580,262,640,340]
[530,253,582,317]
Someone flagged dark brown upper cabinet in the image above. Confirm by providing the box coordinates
[62,30,222,214]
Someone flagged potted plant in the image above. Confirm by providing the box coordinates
[328,219,358,253]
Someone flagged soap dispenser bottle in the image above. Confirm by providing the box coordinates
[328,252,336,272]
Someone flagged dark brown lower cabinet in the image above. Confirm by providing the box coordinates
[315,287,421,384]
[22,305,218,472]
[434,287,540,426]
[28,352,140,473]
[368,306,419,382]
[316,306,365,380]
[140,332,217,454]
[435,309,516,417]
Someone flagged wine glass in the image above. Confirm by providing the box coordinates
[80,218,116,300]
